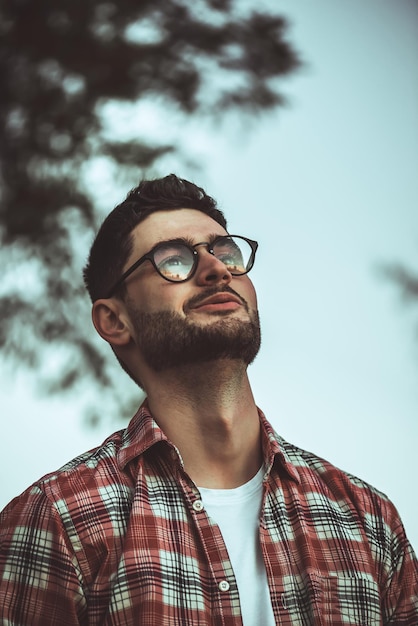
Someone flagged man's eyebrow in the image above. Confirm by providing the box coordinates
[188,233,226,246]
[149,236,192,248]
[207,232,228,244]
[154,233,227,247]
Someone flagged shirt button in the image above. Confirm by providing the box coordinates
[218,580,230,592]
[192,499,204,512]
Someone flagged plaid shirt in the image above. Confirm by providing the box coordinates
[1,403,417,625]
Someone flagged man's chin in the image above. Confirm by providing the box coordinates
[130,308,261,372]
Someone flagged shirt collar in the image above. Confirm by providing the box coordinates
[118,400,300,485]
[117,400,170,470]
[258,408,300,484]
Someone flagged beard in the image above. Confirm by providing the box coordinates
[126,294,261,373]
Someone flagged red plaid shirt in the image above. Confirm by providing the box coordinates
[1,403,417,625]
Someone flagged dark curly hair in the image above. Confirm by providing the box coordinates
[83,174,227,302]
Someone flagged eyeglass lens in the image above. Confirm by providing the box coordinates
[153,236,252,282]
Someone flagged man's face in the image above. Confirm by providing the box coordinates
[120,209,261,372]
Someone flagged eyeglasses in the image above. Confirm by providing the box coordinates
[105,235,258,298]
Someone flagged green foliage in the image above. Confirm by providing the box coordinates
[0,0,301,420]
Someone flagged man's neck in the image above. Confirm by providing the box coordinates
[145,361,262,489]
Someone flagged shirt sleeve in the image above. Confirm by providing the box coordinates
[379,500,418,624]
[0,486,86,625]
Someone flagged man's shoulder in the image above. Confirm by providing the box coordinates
[0,425,140,587]
[1,426,133,522]
[269,433,414,558]
[275,434,393,515]
[261,412,392,514]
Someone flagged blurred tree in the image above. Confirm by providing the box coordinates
[386,266,418,301]
[0,0,301,422]
[384,263,418,343]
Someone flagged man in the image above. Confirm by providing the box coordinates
[1,174,417,625]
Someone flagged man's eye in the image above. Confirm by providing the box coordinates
[159,255,189,269]
[215,247,244,266]
[157,253,194,279]
[217,253,238,265]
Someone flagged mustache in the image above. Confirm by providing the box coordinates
[184,285,249,312]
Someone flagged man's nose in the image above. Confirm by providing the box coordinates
[194,248,233,286]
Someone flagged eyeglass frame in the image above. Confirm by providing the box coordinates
[103,234,258,299]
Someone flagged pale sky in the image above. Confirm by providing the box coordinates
[1,0,417,551]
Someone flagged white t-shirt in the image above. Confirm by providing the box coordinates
[199,467,276,626]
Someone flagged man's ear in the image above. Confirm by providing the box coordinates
[92,299,132,347]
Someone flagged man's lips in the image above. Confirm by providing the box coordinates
[191,293,243,311]
[184,286,249,315]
